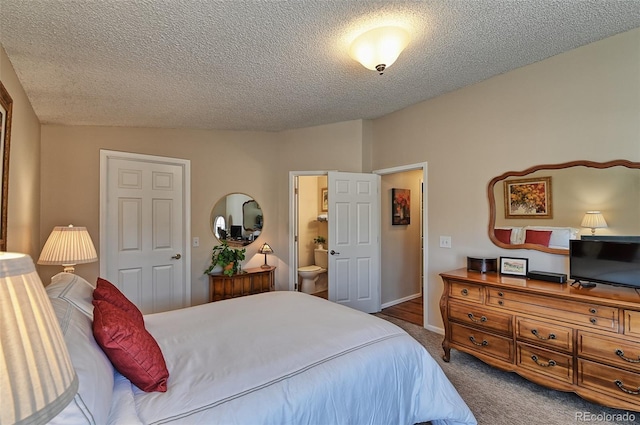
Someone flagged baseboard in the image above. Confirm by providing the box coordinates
[424,324,444,335]
[381,292,422,309]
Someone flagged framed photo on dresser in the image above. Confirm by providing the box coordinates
[499,256,528,277]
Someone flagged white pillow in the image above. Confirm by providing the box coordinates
[48,298,115,425]
[46,272,95,318]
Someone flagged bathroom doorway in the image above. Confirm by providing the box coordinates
[292,173,329,298]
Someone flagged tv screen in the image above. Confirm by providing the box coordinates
[230,225,243,239]
[570,240,640,288]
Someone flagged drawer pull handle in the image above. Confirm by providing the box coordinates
[589,307,597,314]
[498,291,504,297]
[615,349,640,363]
[467,313,487,323]
[461,289,469,296]
[531,329,556,340]
[614,380,640,395]
[498,300,504,306]
[590,317,598,325]
[469,336,488,347]
[531,355,557,368]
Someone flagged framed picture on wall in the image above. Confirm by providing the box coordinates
[504,176,552,219]
[392,188,410,225]
[320,187,328,212]
[0,81,13,252]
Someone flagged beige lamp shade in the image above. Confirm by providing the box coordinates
[349,26,410,74]
[38,225,98,273]
[0,252,78,424]
[580,211,608,235]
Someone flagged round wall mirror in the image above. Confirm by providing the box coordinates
[210,193,263,246]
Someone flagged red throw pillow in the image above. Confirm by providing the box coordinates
[94,277,144,325]
[92,299,169,392]
[494,229,512,244]
[525,229,553,247]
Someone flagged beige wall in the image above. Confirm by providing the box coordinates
[38,120,364,303]
[0,46,41,258]
[39,126,280,302]
[371,28,640,329]
[4,29,638,328]
[381,170,423,304]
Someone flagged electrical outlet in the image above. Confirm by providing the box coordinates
[193,237,200,247]
[440,236,452,249]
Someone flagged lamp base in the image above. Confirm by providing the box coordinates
[261,264,271,269]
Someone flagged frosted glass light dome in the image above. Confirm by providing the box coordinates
[349,26,411,74]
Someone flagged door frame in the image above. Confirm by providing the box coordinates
[373,162,429,330]
[99,149,192,305]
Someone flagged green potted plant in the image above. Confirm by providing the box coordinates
[204,241,246,276]
[313,236,326,249]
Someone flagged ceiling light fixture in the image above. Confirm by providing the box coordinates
[349,26,411,75]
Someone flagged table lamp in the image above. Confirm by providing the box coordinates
[0,252,78,424]
[37,225,98,273]
[581,211,608,235]
[258,242,274,269]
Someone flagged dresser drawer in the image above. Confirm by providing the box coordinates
[517,343,573,384]
[487,288,617,332]
[516,317,573,352]
[449,301,512,335]
[578,331,640,373]
[625,310,640,338]
[449,281,482,303]
[579,359,640,406]
[450,322,513,362]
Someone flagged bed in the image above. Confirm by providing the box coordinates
[45,272,477,425]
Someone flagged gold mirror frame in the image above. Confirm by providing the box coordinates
[488,159,640,255]
[0,81,13,252]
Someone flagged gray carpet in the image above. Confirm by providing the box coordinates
[377,314,640,425]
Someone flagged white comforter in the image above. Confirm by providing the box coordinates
[107,291,476,425]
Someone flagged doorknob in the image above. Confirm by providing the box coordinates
[330,250,340,255]
[171,254,182,260]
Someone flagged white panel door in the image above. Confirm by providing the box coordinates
[102,152,189,314]
[328,171,381,313]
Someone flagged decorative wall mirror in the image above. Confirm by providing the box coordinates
[488,160,640,255]
[0,81,13,252]
[210,193,263,246]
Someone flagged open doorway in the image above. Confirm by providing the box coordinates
[289,163,428,326]
[296,174,329,298]
[374,163,427,328]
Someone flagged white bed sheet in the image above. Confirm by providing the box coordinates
[108,292,476,425]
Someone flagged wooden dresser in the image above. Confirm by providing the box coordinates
[440,268,640,411]
[209,266,275,302]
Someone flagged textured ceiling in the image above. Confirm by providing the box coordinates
[0,1,639,132]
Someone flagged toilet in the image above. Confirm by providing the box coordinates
[298,248,328,294]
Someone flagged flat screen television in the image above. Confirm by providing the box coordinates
[569,240,640,288]
[230,225,243,239]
